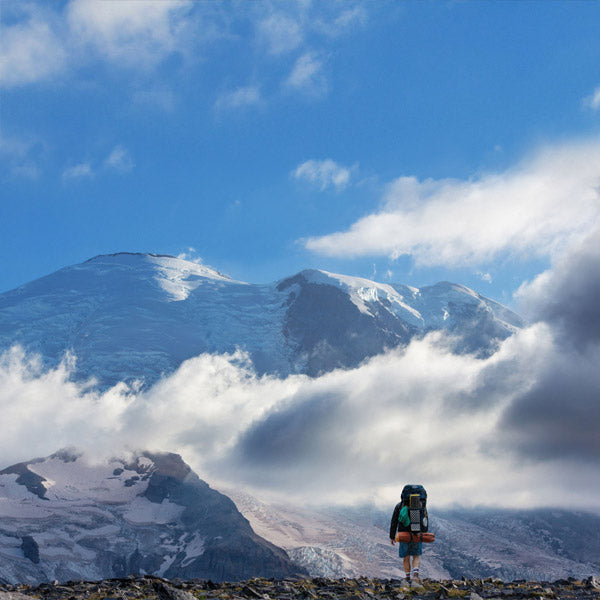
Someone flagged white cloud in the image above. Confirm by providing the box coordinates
[66,0,193,69]
[1,2,368,90]
[285,52,327,96]
[257,13,303,55]
[583,86,600,111]
[177,247,204,264]
[256,4,367,54]
[0,5,67,88]
[62,162,93,180]
[315,6,368,37]
[215,86,262,111]
[0,1,196,88]
[305,139,600,266]
[293,159,352,191]
[2,313,599,512]
[104,145,133,173]
[333,6,368,31]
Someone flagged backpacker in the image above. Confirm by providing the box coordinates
[401,484,428,533]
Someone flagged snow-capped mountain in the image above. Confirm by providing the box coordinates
[228,491,600,582]
[0,252,523,388]
[0,450,304,585]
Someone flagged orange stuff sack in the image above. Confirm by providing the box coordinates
[395,531,435,543]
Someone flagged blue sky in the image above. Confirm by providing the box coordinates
[2,0,600,308]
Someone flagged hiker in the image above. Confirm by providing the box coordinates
[389,484,429,584]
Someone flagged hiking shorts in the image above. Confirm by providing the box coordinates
[398,541,422,557]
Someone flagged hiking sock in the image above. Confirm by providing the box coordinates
[412,568,419,580]
[404,571,411,581]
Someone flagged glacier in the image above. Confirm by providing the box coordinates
[0,252,523,389]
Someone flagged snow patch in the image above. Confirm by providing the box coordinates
[121,496,184,525]
[148,255,241,301]
[181,532,205,566]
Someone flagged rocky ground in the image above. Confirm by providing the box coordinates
[1,575,599,600]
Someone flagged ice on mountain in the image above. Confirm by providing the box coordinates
[0,252,524,388]
[0,450,305,584]
[122,496,184,525]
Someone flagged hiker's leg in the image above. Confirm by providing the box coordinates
[403,555,410,577]
[411,554,421,581]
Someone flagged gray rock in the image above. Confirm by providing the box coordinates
[152,581,197,600]
[585,575,600,589]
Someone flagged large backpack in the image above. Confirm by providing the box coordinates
[401,484,428,533]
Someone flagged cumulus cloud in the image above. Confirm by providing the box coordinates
[285,52,328,97]
[62,162,93,181]
[61,146,132,180]
[104,145,133,173]
[305,139,600,267]
[66,0,193,69]
[257,13,303,55]
[583,86,600,111]
[517,230,600,347]
[2,1,367,95]
[0,4,67,88]
[256,4,366,55]
[499,230,600,464]
[215,86,262,111]
[176,247,205,265]
[1,0,194,88]
[293,159,352,191]
[321,6,368,36]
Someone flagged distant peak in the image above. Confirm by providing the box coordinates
[50,448,83,463]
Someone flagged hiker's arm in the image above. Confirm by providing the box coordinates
[389,503,400,542]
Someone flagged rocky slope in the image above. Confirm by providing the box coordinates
[2,575,600,600]
[0,253,522,388]
[227,492,600,582]
[0,451,304,585]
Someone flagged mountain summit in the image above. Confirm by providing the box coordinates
[0,449,303,584]
[0,253,522,388]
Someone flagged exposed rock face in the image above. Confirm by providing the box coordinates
[19,537,39,565]
[0,253,522,388]
[0,451,305,585]
[277,274,413,376]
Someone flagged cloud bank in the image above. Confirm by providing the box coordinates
[2,228,600,512]
[305,139,600,267]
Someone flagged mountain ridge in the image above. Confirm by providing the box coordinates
[0,253,523,388]
[0,450,305,585]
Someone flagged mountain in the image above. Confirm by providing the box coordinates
[227,491,600,582]
[0,450,305,585]
[0,253,523,388]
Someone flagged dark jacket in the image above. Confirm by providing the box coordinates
[389,501,410,539]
